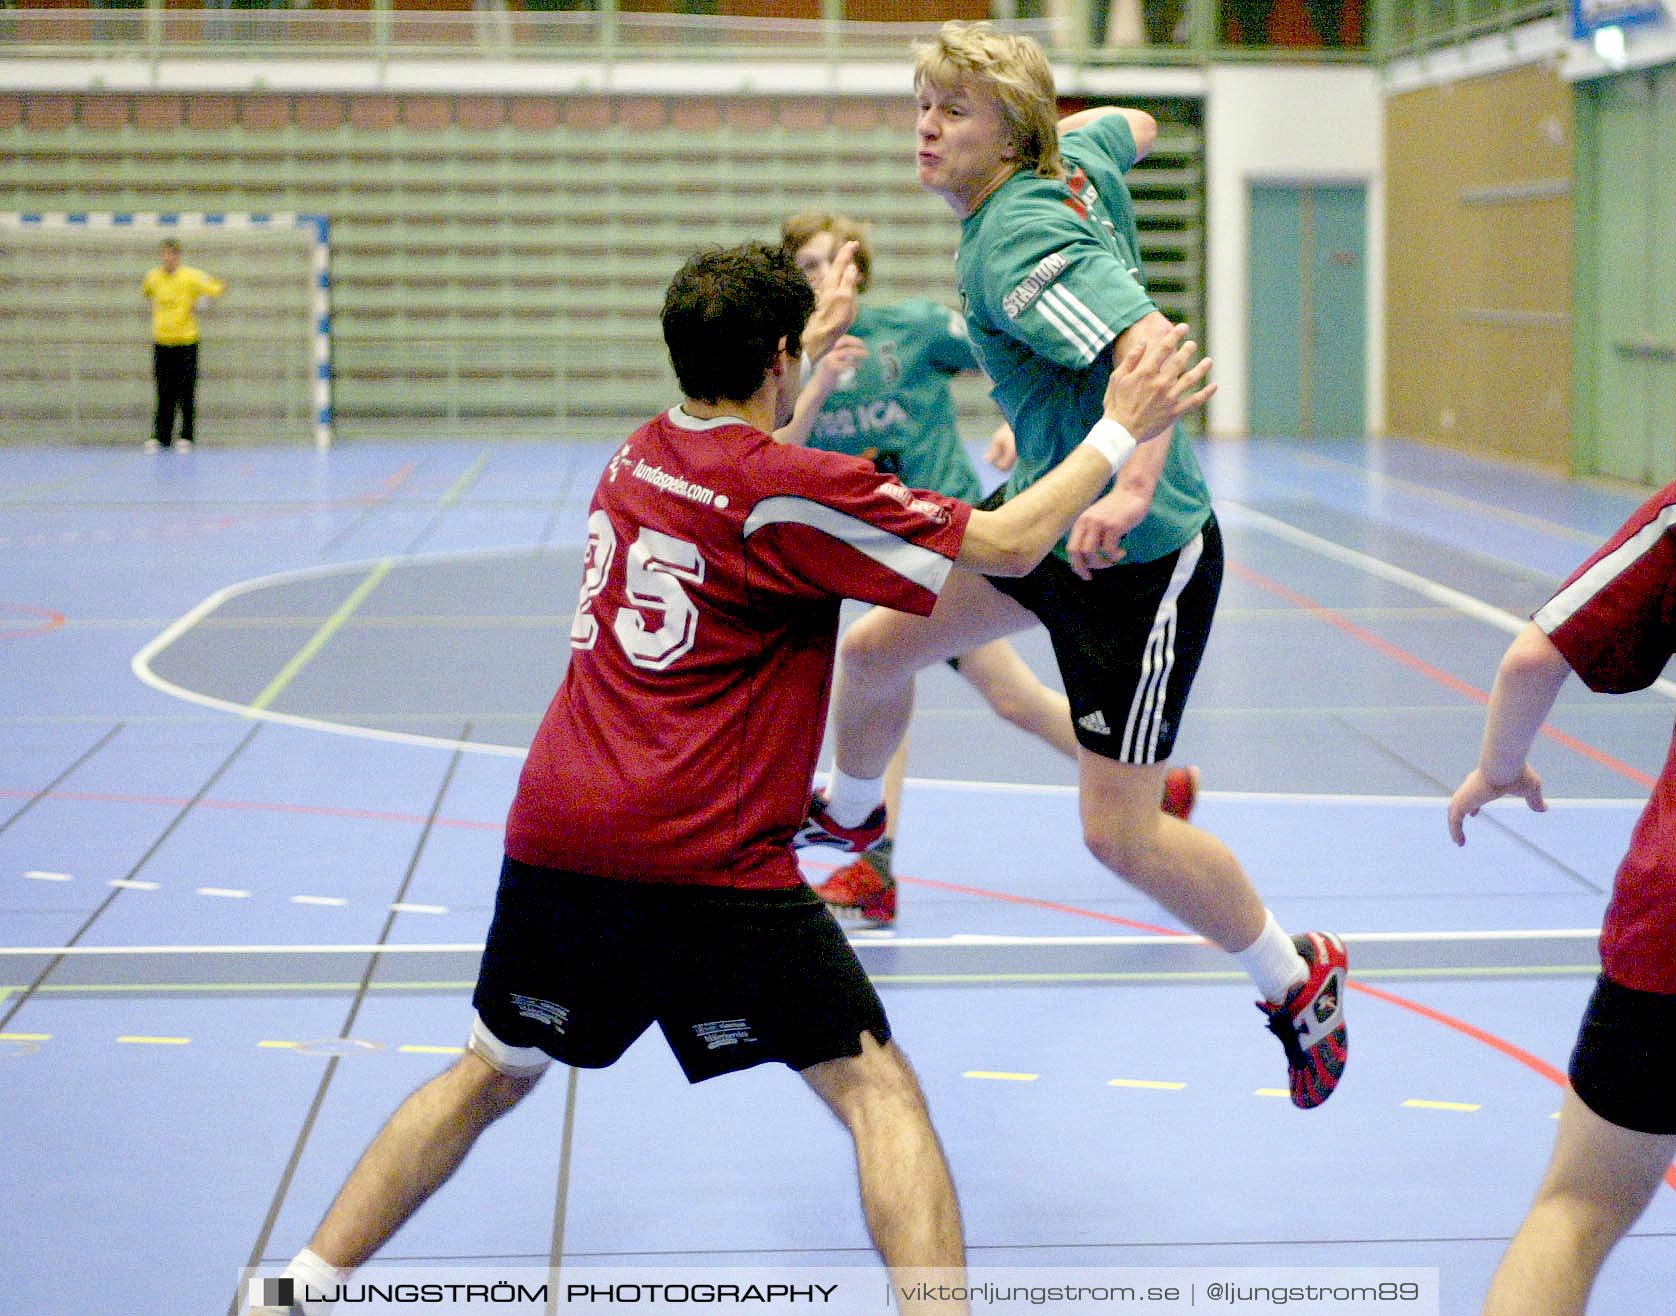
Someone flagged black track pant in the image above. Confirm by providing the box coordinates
[153,342,198,445]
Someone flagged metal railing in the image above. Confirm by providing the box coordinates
[0,2,1570,68]
[1370,0,1563,60]
[0,2,1377,66]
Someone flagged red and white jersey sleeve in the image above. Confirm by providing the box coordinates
[1534,483,1676,693]
[505,407,971,889]
[1536,482,1676,994]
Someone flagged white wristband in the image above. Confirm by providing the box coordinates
[1080,417,1136,476]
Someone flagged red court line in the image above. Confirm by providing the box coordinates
[18,786,1669,1188]
[373,461,419,501]
[1226,560,1658,790]
[0,603,66,640]
[1349,978,1676,1193]
[883,859,1676,1195]
[800,858,1182,935]
[899,872,1180,935]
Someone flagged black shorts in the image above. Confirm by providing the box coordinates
[471,858,890,1084]
[1568,973,1676,1135]
[982,499,1222,763]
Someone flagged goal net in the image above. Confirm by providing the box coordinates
[0,212,332,447]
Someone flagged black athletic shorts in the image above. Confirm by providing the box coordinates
[471,857,890,1084]
[981,495,1222,763]
[1568,973,1676,1135]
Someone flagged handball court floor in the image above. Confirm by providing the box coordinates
[2,433,1673,1315]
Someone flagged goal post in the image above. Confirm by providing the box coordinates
[0,211,333,448]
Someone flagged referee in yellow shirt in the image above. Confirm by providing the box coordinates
[141,238,227,450]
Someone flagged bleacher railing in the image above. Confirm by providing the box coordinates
[0,2,1572,65]
[0,2,1374,65]
[1370,0,1564,60]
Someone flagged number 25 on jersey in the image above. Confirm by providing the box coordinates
[570,509,707,672]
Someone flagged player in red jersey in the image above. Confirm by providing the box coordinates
[1450,482,1676,1316]
[255,240,1212,1316]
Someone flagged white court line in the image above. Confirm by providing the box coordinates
[0,943,489,955]
[130,546,544,760]
[0,929,1604,956]
[1222,499,1676,701]
[903,779,1646,807]
[1280,448,1605,546]
[129,509,1674,767]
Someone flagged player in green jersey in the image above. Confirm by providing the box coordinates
[776,210,1199,928]
[794,22,1349,1110]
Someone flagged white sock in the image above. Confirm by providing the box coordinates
[1232,910,1308,1004]
[824,768,885,828]
[284,1249,347,1316]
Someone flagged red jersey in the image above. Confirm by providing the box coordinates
[1535,482,1676,992]
[505,406,971,889]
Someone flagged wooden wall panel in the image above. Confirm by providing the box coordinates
[1385,64,1574,465]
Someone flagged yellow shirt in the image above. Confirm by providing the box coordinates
[142,265,227,346]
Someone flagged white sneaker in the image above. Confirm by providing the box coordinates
[178,438,194,451]
[143,438,162,452]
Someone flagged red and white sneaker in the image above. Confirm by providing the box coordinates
[814,857,896,929]
[1161,765,1199,822]
[1258,931,1349,1109]
[793,792,887,854]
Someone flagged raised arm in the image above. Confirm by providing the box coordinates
[1056,106,1157,161]
[797,240,860,364]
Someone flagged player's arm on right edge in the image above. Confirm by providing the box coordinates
[958,322,1212,577]
[1446,622,1569,845]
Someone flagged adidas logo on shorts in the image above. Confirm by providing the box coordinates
[1077,709,1112,735]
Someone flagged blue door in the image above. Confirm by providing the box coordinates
[1249,182,1367,437]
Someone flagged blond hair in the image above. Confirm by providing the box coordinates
[779,210,874,294]
[912,20,1062,180]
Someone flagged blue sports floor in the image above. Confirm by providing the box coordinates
[2,434,1672,1315]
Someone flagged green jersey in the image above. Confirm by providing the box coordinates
[955,114,1212,563]
[809,299,984,504]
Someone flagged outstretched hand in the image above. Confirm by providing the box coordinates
[800,240,861,364]
[1447,764,1547,846]
[1101,321,1215,443]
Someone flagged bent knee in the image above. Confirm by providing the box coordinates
[839,611,946,682]
[839,617,903,676]
[980,688,1035,729]
[1083,820,1162,878]
[825,1038,932,1126]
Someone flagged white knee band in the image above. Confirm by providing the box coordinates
[468,1012,553,1078]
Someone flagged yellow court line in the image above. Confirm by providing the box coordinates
[117,1035,191,1045]
[398,1044,466,1056]
[0,1032,51,1041]
[963,1070,1038,1082]
[1403,1098,1481,1113]
[1253,1088,1290,1099]
[1107,1078,1186,1091]
[438,451,492,509]
[7,980,479,995]
[251,557,394,711]
[257,1040,300,1049]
